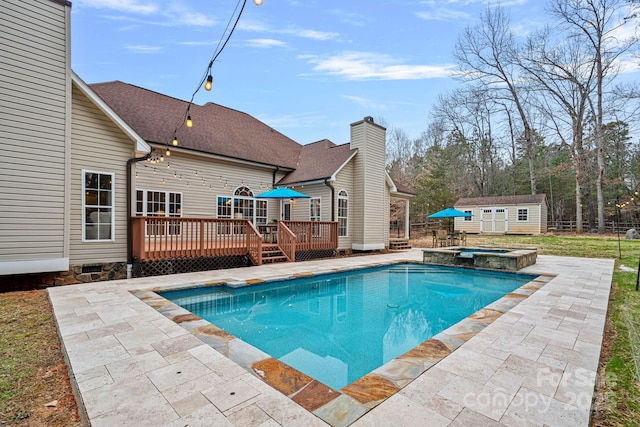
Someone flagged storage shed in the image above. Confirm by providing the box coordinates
[454,194,548,235]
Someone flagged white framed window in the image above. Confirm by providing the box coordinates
[83,170,114,241]
[216,186,266,225]
[255,199,267,225]
[483,209,492,213]
[517,208,529,222]
[135,190,182,235]
[217,196,232,218]
[338,190,348,236]
[463,209,472,221]
[310,197,321,221]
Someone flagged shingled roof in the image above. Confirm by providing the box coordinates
[90,81,302,170]
[278,139,357,185]
[456,194,547,206]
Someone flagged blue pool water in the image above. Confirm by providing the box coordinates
[161,264,535,390]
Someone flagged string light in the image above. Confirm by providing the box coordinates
[205,73,213,91]
[167,0,264,148]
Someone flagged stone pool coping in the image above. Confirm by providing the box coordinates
[423,245,538,271]
[48,250,614,426]
[136,262,552,427]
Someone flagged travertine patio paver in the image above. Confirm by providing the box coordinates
[48,251,613,426]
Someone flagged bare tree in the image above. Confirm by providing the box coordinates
[521,28,596,232]
[454,5,538,194]
[550,0,637,232]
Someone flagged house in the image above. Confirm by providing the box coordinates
[0,0,414,287]
[454,194,548,235]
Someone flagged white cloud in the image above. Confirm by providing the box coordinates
[341,95,387,110]
[415,9,471,21]
[246,39,288,48]
[173,11,216,27]
[77,0,217,27]
[126,44,163,53]
[301,51,456,81]
[281,28,340,41]
[238,19,338,41]
[256,112,328,129]
[77,0,158,14]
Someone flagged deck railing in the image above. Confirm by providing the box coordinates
[278,223,296,262]
[131,217,338,264]
[282,220,338,251]
[132,217,260,261]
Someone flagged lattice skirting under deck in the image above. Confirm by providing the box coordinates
[295,249,337,262]
[132,255,251,278]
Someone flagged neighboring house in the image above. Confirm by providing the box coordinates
[454,194,548,235]
[0,0,413,286]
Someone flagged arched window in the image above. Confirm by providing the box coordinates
[234,186,254,197]
[337,189,348,237]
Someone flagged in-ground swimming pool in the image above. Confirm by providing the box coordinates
[161,263,536,390]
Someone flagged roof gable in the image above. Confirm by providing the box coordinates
[72,73,150,155]
[278,139,357,185]
[455,194,547,206]
[89,81,302,169]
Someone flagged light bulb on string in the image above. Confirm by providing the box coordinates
[186,114,193,128]
[172,134,178,146]
[254,0,264,5]
[205,74,213,91]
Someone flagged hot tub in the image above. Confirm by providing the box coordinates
[422,245,537,271]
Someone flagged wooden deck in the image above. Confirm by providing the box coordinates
[132,217,338,265]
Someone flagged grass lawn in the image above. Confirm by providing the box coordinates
[0,233,638,425]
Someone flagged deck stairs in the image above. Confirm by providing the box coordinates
[389,238,412,250]
[261,243,290,264]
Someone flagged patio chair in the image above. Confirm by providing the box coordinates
[435,229,449,247]
[459,231,467,246]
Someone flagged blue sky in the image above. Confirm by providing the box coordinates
[71,0,635,145]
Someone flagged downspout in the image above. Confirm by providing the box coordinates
[126,153,150,278]
[324,179,335,221]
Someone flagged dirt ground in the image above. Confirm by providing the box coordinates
[0,290,81,427]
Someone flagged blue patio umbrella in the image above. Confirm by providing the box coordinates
[427,207,473,218]
[255,187,311,199]
[428,207,473,232]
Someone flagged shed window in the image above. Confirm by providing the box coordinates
[517,208,529,222]
[83,170,114,241]
[463,210,472,221]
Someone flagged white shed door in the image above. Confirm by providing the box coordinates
[480,207,508,233]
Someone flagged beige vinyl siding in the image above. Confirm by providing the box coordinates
[454,203,545,235]
[350,120,387,249]
[334,162,354,250]
[0,0,70,264]
[135,151,278,220]
[350,124,365,246]
[287,184,330,222]
[70,85,132,264]
[510,205,543,234]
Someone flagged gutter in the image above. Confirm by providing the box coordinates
[324,179,335,221]
[126,153,151,273]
